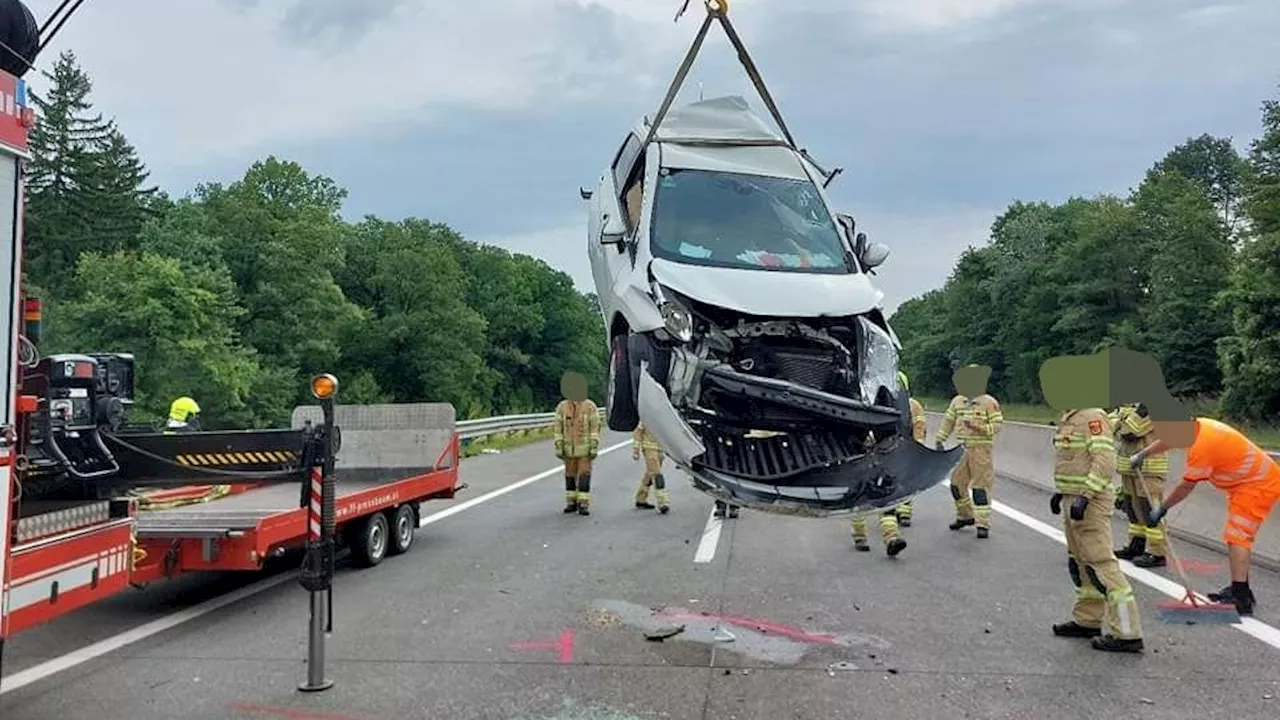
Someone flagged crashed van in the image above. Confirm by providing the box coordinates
[583,95,963,517]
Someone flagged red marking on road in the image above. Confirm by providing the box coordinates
[1174,558,1225,574]
[230,703,361,720]
[510,628,575,663]
[654,609,838,645]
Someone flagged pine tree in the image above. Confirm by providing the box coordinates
[25,50,156,294]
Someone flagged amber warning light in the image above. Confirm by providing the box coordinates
[311,373,338,400]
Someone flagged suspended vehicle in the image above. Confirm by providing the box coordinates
[583,0,962,517]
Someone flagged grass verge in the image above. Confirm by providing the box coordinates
[916,396,1280,450]
[459,425,558,458]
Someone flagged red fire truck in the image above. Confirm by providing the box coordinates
[0,62,464,685]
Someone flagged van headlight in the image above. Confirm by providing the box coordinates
[858,317,899,405]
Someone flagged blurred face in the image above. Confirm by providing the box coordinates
[1151,420,1196,449]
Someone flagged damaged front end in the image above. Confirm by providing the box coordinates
[637,288,963,518]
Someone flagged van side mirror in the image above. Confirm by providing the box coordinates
[599,211,625,245]
[861,240,890,269]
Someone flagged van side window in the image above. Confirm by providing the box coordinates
[612,133,644,233]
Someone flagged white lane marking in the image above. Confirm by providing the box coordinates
[420,440,630,528]
[1,440,631,695]
[989,496,1280,652]
[694,505,724,564]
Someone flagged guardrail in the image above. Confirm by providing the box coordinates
[456,409,607,441]
[923,411,1280,570]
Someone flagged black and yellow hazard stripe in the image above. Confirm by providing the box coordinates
[174,450,299,466]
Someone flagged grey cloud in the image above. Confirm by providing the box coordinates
[221,0,408,46]
[156,0,1279,309]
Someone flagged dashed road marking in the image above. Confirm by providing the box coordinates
[694,504,724,564]
[0,440,631,695]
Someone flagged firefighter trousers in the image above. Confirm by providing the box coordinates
[1064,491,1143,640]
[563,455,594,508]
[951,443,994,528]
[635,449,670,507]
[852,510,901,544]
[1119,472,1167,556]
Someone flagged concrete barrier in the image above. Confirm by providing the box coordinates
[923,412,1280,571]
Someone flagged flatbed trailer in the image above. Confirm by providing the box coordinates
[4,419,461,637]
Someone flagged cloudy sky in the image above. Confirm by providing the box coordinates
[23,0,1280,314]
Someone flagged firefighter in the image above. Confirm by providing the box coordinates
[164,396,201,434]
[1048,406,1145,653]
[851,371,920,556]
[632,421,670,514]
[554,372,601,516]
[1135,416,1280,616]
[935,364,1003,538]
[1110,403,1168,567]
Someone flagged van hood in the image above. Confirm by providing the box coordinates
[649,258,884,318]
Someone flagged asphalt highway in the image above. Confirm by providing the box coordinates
[3,430,1279,719]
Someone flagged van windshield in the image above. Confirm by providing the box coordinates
[649,167,853,274]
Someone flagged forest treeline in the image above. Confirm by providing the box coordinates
[24,51,607,429]
[890,83,1280,426]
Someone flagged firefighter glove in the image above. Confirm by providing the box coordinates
[1147,505,1167,528]
[1113,490,1128,511]
[934,440,944,451]
[1128,451,1146,471]
[1050,493,1063,515]
[554,441,565,459]
[1069,495,1090,522]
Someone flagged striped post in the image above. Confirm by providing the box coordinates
[307,467,322,542]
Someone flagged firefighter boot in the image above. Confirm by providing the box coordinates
[948,484,975,530]
[1052,621,1102,638]
[576,473,592,516]
[851,515,871,552]
[1114,535,1145,560]
[563,476,579,514]
[635,478,655,510]
[1091,636,1145,653]
[653,474,670,514]
[896,500,913,527]
[881,513,907,557]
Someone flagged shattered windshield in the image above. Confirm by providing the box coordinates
[649,167,853,274]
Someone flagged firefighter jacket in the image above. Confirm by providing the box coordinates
[554,399,601,458]
[937,394,1003,446]
[633,423,662,453]
[908,397,926,443]
[1052,408,1117,498]
[1110,403,1167,476]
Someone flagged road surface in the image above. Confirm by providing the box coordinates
[3,431,1279,719]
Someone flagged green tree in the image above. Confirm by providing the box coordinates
[43,251,292,428]
[1149,134,1248,237]
[25,51,155,293]
[1219,89,1280,421]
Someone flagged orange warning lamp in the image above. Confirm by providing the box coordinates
[310,373,338,401]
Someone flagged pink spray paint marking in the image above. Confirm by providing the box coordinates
[1174,558,1226,575]
[510,628,575,663]
[654,609,838,646]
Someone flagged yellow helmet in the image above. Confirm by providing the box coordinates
[897,371,910,392]
[169,396,201,422]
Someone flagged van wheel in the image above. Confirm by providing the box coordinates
[387,504,416,556]
[350,512,389,568]
[607,334,639,431]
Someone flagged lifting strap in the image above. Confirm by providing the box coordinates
[647,1,841,186]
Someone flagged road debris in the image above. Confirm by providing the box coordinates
[645,625,686,641]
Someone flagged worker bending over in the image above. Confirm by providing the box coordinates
[851,372,922,556]
[1049,406,1145,653]
[632,422,670,514]
[165,396,201,434]
[1108,403,1169,568]
[936,364,1003,538]
[554,372,601,516]
[1134,417,1280,616]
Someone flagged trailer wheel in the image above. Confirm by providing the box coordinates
[387,504,416,556]
[350,512,389,568]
